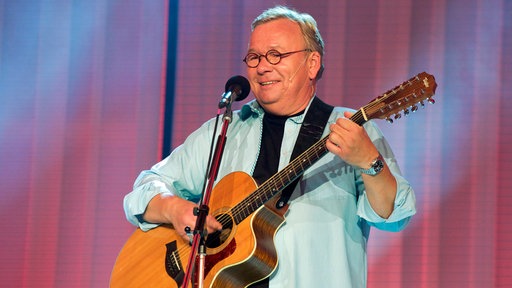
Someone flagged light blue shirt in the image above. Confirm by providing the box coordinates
[124,97,416,288]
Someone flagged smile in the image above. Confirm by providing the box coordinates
[260,81,278,86]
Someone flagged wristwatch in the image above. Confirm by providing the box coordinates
[359,154,385,176]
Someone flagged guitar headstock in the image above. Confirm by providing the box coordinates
[361,72,437,123]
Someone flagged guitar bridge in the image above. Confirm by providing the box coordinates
[165,241,185,285]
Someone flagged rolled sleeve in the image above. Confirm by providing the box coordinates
[123,178,174,231]
[357,173,416,232]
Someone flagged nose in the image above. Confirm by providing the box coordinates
[256,56,273,73]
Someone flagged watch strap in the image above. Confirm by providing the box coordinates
[359,153,385,176]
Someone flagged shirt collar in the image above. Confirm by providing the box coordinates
[239,96,316,123]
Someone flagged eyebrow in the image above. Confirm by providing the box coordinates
[246,47,284,54]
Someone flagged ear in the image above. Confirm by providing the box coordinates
[307,51,322,80]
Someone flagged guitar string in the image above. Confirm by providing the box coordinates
[210,80,404,226]
[209,138,321,228]
[172,135,335,265]
[173,76,428,261]
[218,76,426,225]
[173,80,434,270]
[172,109,378,268]
[220,136,329,226]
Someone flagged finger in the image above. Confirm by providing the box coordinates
[326,140,341,154]
[339,116,359,132]
[179,229,192,243]
[329,125,349,150]
[344,110,354,118]
[207,215,222,232]
[329,122,346,140]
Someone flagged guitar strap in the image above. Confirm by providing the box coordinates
[275,96,334,209]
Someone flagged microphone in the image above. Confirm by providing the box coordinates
[218,75,251,108]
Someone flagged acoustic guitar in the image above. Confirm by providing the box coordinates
[110,72,437,288]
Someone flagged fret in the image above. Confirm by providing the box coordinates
[241,201,249,220]
[250,199,258,212]
[285,168,294,183]
[254,193,264,207]
[233,208,242,224]
[298,157,308,170]
[267,186,276,200]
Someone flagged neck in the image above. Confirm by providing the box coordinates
[260,92,315,116]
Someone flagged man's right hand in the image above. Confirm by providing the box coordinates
[143,194,222,242]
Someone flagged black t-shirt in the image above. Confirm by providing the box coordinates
[252,110,305,185]
[252,113,286,185]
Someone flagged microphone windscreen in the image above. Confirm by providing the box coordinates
[225,75,251,102]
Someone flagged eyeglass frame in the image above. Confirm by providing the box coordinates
[242,49,312,68]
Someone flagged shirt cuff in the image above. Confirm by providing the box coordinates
[357,174,416,231]
[123,181,174,231]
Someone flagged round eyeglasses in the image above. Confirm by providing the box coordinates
[242,49,312,68]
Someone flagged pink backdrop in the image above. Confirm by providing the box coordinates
[1,0,511,287]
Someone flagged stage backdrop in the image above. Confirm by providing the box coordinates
[0,0,511,287]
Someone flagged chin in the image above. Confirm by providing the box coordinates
[256,96,279,107]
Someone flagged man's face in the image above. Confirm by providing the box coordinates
[246,18,319,116]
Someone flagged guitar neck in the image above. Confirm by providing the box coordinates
[228,71,438,225]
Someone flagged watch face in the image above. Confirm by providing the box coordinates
[373,159,384,173]
[361,155,384,175]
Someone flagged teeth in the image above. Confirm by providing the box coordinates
[261,81,276,86]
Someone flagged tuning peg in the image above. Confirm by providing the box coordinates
[428,97,435,104]
[411,105,418,112]
[420,100,425,108]
[386,118,394,124]
[394,113,402,120]
[404,108,410,116]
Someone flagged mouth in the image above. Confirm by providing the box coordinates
[259,80,279,86]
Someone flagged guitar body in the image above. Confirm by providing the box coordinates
[110,171,288,288]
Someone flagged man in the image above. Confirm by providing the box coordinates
[124,5,416,288]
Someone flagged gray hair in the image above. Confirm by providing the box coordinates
[251,6,325,80]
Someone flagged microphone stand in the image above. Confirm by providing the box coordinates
[181,102,234,288]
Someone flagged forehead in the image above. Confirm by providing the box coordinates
[248,18,304,52]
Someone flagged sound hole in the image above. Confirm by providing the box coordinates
[204,213,233,249]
